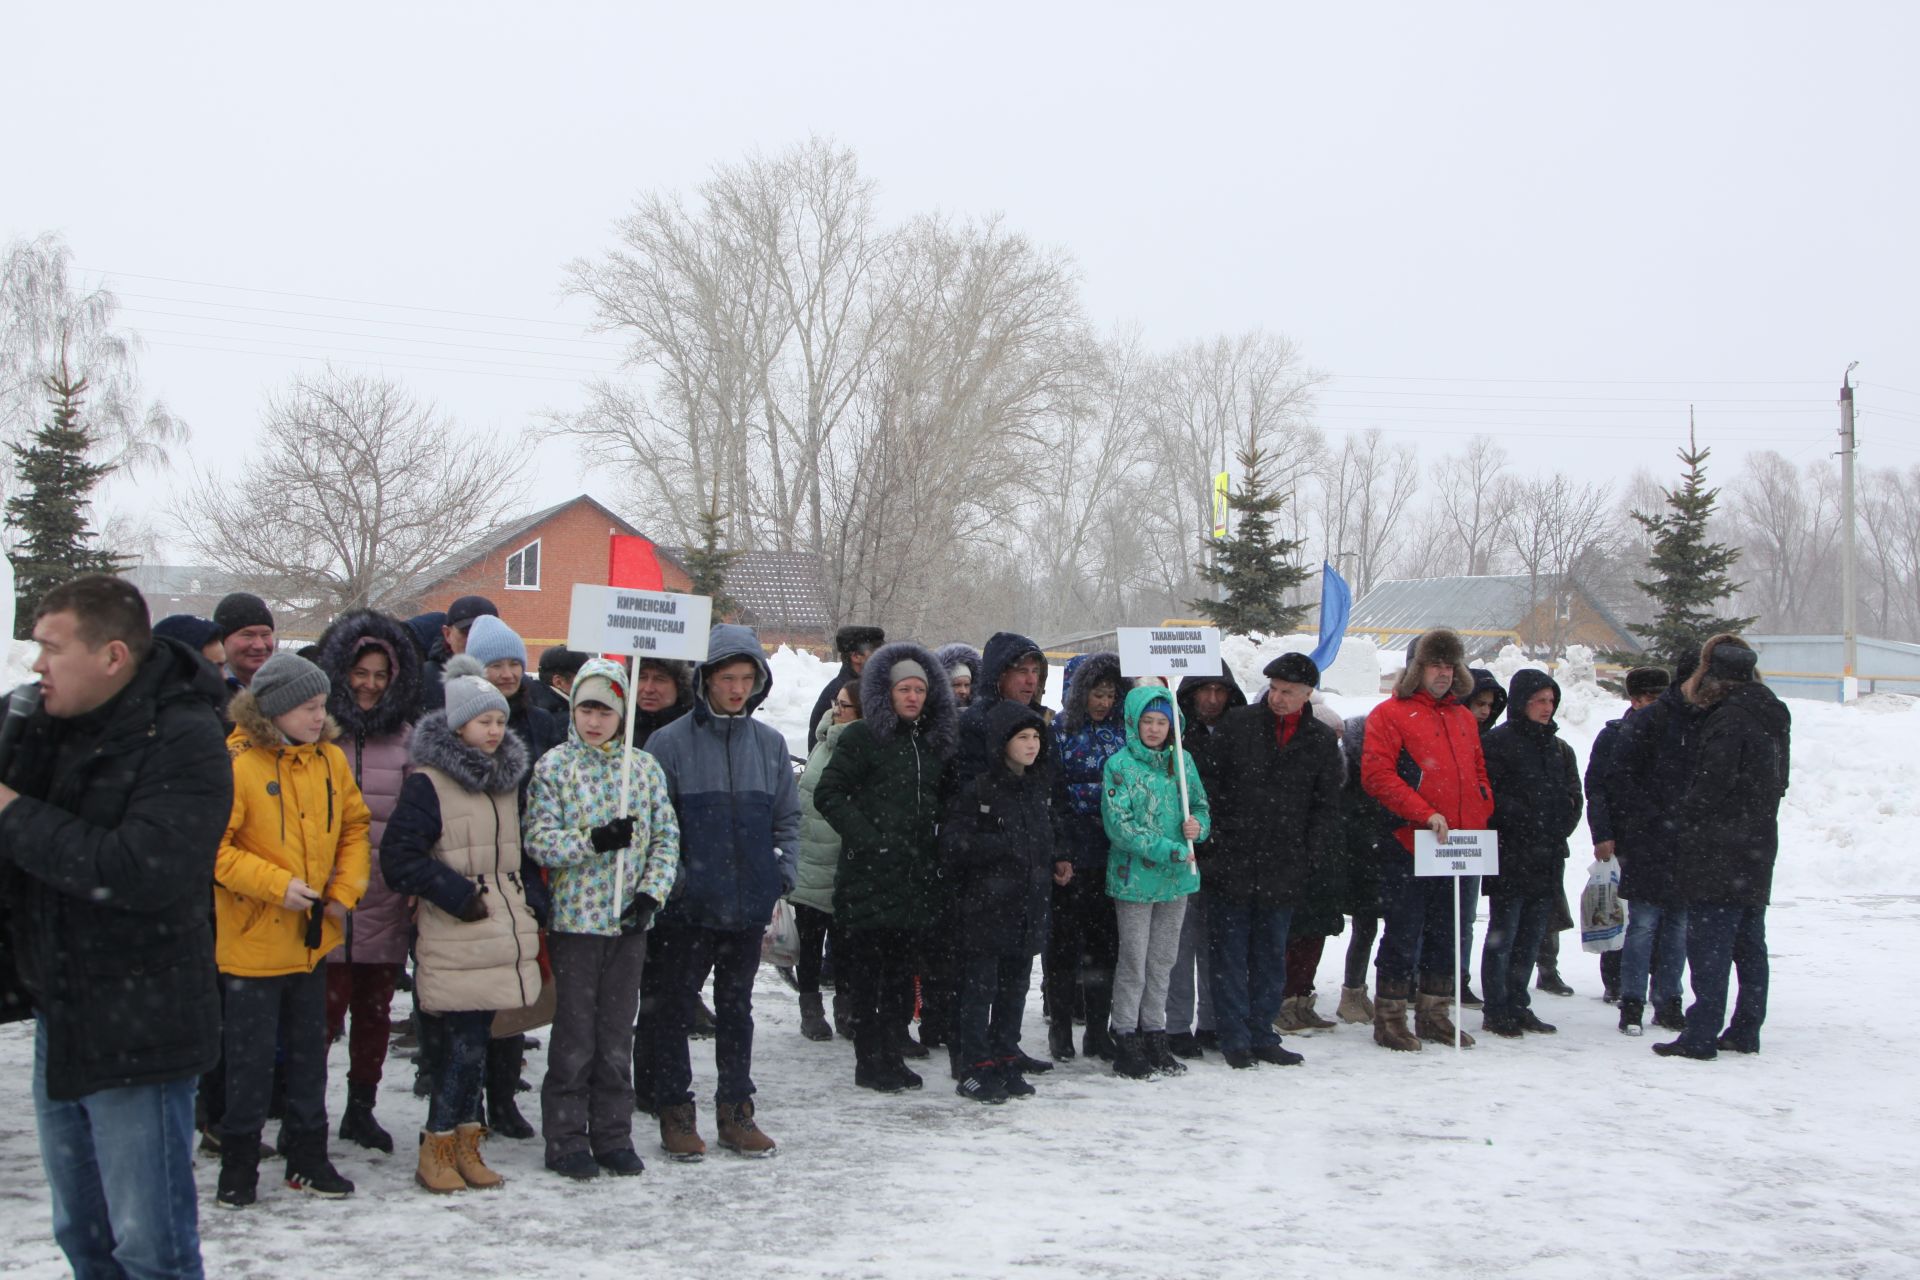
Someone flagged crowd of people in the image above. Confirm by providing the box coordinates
[0,575,1791,1278]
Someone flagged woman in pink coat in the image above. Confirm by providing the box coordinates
[317,609,424,1153]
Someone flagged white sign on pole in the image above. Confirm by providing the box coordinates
[1414,828,1499,878]
[1115,626,1223,679]
[566,584,713,662]
[1414,828,1498,1051]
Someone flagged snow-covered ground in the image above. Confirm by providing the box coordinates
[3,640,1918,1277]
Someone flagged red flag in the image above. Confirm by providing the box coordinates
[609,534,664,591]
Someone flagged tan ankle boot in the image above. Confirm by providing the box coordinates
[1415,991,1476,1048]
[1372,980,1423,1052]
[452,1123,505,1189]
[1273,997,1307,1033]
[415,1130,466,1194]
[1296,991,1337,1030]
[1337,985,1375,1024]
[658,1102,707,1162]
[716,1100,776,1158]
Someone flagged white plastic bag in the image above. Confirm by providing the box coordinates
[1580,858,1626,953]
[761,897,800,968]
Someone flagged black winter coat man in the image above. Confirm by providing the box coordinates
[1204,697,1344,908]
[1673,680,1791,908]
[943,701,1056,956]
[1481,669,1583,900]
[807,625,884,752]
[0,637,233,1098]
[1605,682,1709,905]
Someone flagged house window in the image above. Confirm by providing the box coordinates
[505,539,541,590]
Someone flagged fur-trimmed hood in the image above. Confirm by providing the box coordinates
[315,609,424,740]
[858,640,959,759]
[1394,628,1474,702]
[227,688,343,753]
[1059,651,1129,735]
[408,708,530,795]
[935,642,982,689]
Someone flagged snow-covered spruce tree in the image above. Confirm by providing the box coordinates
[683,502,742,620]
[1188,444,1309,636]
[7,371,120,638]
[1628,431,1755,667]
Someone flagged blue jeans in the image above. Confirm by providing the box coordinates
[1481,894,1552,1018]
[1458,876,1481,980]
[1205,899,1292,1053]
[1682,903,1769,1051]
[957,952,1034,1069]
[1620,901,1688,1005]
[648,924,762,1106]
[1374,851,1454,989]
[427,1010,493,1131]
[33,1019,204,1280]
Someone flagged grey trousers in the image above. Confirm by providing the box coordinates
[542,931,649,1160]
[1111,898,1189,1034]
[1165,892,1214,1034]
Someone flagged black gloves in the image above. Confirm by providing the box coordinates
[620,892,661,936]
[456,891,490,922]
[590,816,636,853]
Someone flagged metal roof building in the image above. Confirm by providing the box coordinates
[1747,634,1920,702]
[1347,574,1640,659]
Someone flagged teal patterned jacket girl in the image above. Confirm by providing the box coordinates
[524,657,681,935]
[1103,685,1210,904]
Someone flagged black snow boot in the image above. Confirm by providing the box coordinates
[1143,1031,1187,1076]
[1618,997,1646,1037]
[338,1081,393,1153]
[1166,1031,1204,1060]
[798,991,833,1042]
[215,1131,262,1210]
[1048,1019,1077,1062]
[1535,965,1575,997]
[485,1037,535,1139]
[832,989,855,1040]
[1652,998,1688,1032]
[282,1127,355,1198]
[1083,983,1116,1061]
[1111,1030,1156,1081]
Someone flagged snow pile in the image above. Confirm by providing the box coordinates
[2,642,36,691]
[1221,631,1380,697]
[763,644,840,759]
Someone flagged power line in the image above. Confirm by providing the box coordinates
[114,291,628,348]
[142,338,590,385]
[1327,372,1831,387]
[80,265,591,329]
[122,309,620,365]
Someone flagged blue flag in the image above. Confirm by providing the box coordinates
[1308,561,1352,673]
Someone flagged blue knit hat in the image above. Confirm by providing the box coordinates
[464,614,527,668]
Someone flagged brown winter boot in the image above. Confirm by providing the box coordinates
[451,1123,505,1189]
[1337,985,1375,1024]
[716,1100,777,1159]
[1296,992,1338,1030]
[1415,987,1476,1048]
[415,1130,467,1194]
[658,1101,707,1162]
[1273,997,1307,1033]
[1372,980,1423,1052]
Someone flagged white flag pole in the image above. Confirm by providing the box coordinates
[1452,874,1463,1052]
[614,654,641,907]
[1168,683,1194,861]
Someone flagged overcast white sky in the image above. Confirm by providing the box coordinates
[5,2,1916,558]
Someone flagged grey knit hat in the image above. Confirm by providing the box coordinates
[464,614,527,669]
[890,658,929,688]
[443,654,511,730]
[251,652,330,719]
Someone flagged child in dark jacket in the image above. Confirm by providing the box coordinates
[943,701,1058,1105]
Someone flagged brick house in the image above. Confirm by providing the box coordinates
[403,496,693,647]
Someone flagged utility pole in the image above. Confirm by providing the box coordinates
[1841,362,1859,700]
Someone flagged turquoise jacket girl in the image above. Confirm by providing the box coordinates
[1102,685,1210,904]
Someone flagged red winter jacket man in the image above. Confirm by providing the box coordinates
[1362,633,1493,851]
[1359,628,1492,1053]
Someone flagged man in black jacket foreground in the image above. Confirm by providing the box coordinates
[0,575,233,1279]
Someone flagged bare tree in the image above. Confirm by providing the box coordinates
[1318,429,1420,596]
[1726,450,1840,633]
[1501,473,1615,651]
[1,233,187,510]
[172,370,526,624]
[1433,435,1513,575]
